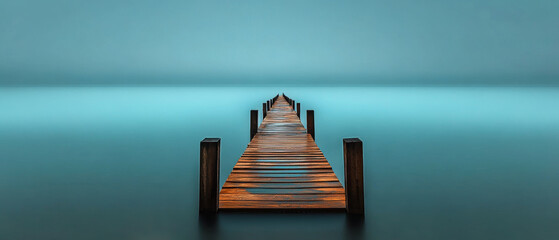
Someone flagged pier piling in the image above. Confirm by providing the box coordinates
[307,110,315,140]
[343,138,364,215]
[250,110,258,140]
[200,138,220,214]
[262,103,267,119]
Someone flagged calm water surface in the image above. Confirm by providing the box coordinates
[1,86,558,240]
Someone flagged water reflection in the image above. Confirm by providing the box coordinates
[345,214,365,239]
[198,212,364,240]
[198,214,219,240]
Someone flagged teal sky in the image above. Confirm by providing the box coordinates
[1,0,558,84]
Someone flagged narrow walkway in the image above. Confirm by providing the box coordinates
[219,95,345,211]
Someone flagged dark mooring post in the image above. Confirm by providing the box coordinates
[292,100,296,110]
[296,103,301,118]
[200,138,220,214]
[307,110,315,139]
[262,103,267,119]
[267,100,270,111]
[250,110,258,140]
[343,138,364,215]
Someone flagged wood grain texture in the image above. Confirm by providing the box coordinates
[219,96,345,211]
[200,138,220,214]
[307,110,315,140]
[344,138,364,215]
[262,102,267,119]
[250,110,258,140]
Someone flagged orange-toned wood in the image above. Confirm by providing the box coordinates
[219,95,345,211]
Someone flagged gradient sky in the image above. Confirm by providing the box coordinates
[1,0,558,84]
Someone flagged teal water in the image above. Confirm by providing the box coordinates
[1,86,558,240]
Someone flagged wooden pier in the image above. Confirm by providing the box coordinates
[200,94,364,214]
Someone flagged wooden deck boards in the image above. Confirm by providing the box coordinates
[219,95,346,211]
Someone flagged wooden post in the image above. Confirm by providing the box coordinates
[267,100,270,111]
[262,103,267,119]
[307,110,315,140]
[250,110,258,140]
[297,103,300,118]
[200,138,220,214]
[292,100,296,110]
[343,138,364,215]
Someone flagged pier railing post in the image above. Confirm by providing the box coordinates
[307,110,315,139]
[200,138,220,214]
[297,103,301,118]
[267,100,270,111]
[250,110,258,140]
[262,103,267,119]
[343,138,364,215]
[292,100,296,110]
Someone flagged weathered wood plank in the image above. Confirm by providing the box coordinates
[225,177,340,183]
[220,193,345,201]
[231,169,334,174]
[222,182,343,189]
[220,187,345,195]
[220,200,345,209]
[228,173,338,178]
